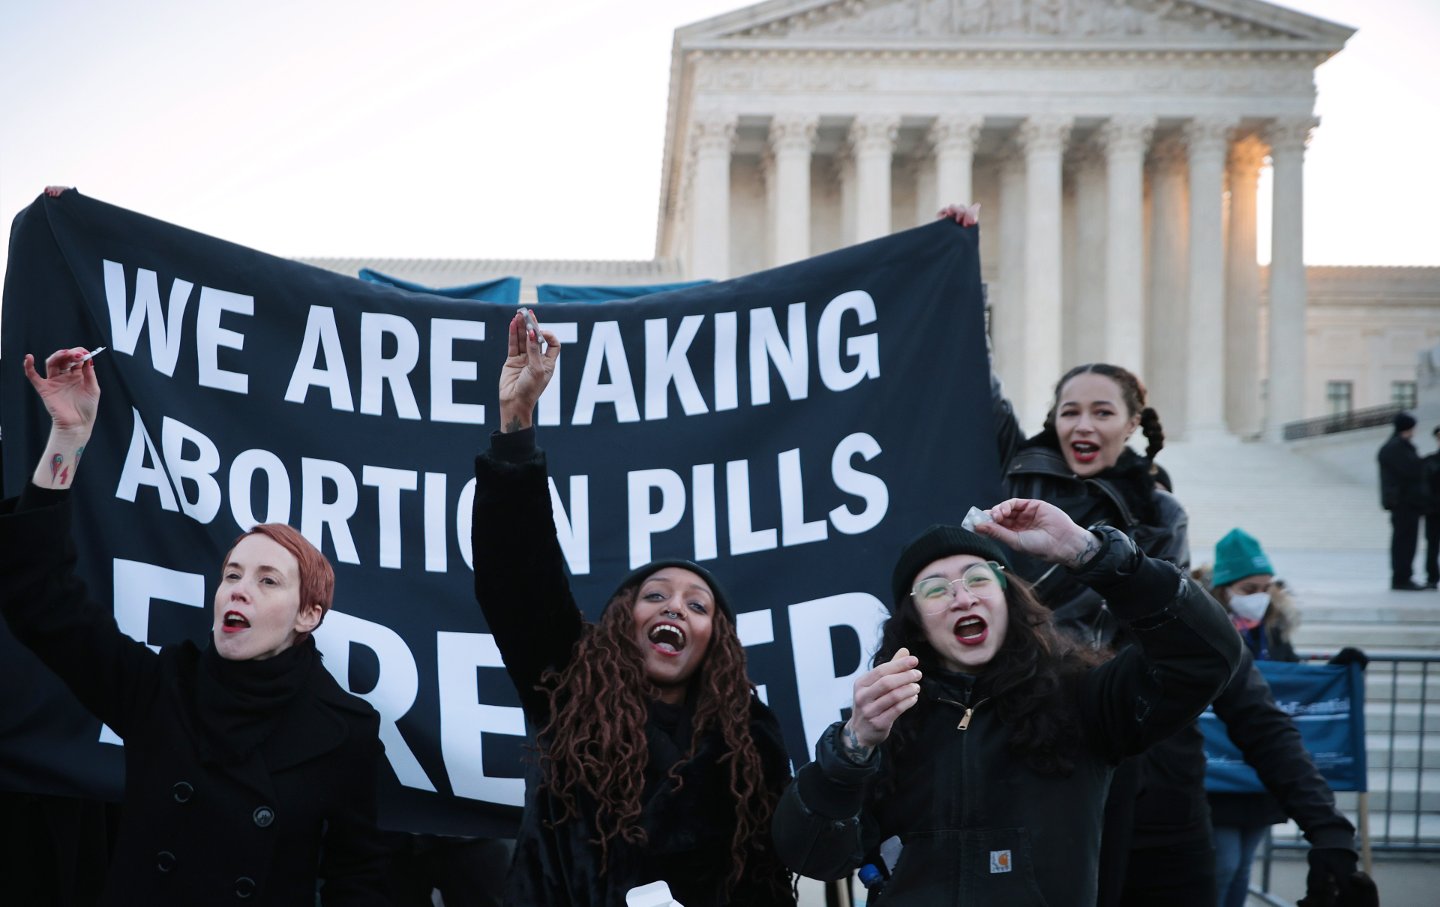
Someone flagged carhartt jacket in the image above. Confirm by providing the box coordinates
[771,529,1240,906]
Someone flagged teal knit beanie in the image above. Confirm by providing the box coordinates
[1212,528,1275,588]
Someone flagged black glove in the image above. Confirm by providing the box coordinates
[1328,647,1369,670]
[1297,847,1378,907]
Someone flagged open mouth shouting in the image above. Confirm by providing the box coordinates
[1069,440,1100,466]
[954,615,988,646]
[221,610,251,633]
[648,622,688,656]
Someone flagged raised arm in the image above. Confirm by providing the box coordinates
[1,347,160,736]
[977,498,1241,758]
[25,347,100,490]
[1213,651,1358,852]
[472,311,582,720]
[771,647,918,880]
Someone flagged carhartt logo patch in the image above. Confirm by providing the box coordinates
[990,850,1012,873]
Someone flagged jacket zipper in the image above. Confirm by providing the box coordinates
[937,696,990,731]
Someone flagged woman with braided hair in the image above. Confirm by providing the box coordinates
[471,311,794,906]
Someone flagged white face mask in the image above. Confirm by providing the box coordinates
[1228,591,1270,622]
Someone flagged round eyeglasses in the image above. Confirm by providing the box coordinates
[911,562,1007,614]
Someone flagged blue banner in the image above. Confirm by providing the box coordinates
[1202,661,1367,793]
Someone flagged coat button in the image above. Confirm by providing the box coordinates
[234,876,256,898]
[252,806,274,828]
[172,781,193,803]
[156,850,176,873]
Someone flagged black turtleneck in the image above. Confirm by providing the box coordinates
[194,635,319,763]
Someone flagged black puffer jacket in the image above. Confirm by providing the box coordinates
[472,430,794,907]
[771,529,1241,907]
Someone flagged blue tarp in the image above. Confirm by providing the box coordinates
[535,280,711,302]
[359,268,521,304]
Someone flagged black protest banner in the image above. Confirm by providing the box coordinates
[0,191,1001,834]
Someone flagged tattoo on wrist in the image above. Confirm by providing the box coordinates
[1065,532,1101,569]
[840,723,875,764]
[504,416,523,434]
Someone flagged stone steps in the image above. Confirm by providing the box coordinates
[1366,703,1440,735]
[1158,437,1390,555]
[1293,624,1440,650]
[1364,734,1440,770]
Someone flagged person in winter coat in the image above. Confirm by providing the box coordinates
[1198,529,1361,907]
[984,357,1372,906]
[1378,411,1427,590]
[1203,529,1301,664]
[0,348,389,905]
[471,311,794,907]
[771,498,1241,906]
[1423,424,1440,589]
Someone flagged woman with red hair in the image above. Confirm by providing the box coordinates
[0,347,389,905]
[470,312,794,906]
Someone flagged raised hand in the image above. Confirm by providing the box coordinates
[25,348,102,490]
[937,203,980,226]
[24,349,101,436]
[974,498,1098,568]
[841,648,922,760]
[497,309,560,433]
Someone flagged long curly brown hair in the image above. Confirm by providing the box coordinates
[536,585,777,892]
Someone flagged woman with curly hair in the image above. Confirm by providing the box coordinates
[772,498,1240,905]
[471,311,794,906]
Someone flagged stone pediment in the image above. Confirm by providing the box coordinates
[686,0,1353,47]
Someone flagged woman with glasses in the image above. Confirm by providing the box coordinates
[772,497,1240,906]
[933,204,1368,906]
[470,312,794,906]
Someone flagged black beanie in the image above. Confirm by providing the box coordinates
[1394,412,1417,432]
[609,558,735,622]
[889,524,1012,614]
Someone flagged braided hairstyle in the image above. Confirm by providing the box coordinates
[535,585,779,895]
[1043,362,1166,461]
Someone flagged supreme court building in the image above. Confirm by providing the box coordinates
[310,0,1440,441]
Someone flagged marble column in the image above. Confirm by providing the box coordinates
[1265,117,1317,439]
[849,115,900,243]
[1183,117,1235,438]
[688,113,737,280]
[1067,143,1107,367]
[930,114,984,212]
[1018,115,1073,424]
[913,152,937,228]
[1098,115,1155,371]
[767,114,818,267]
[1225,134,1266,437]
[1146,136,1189,429]
[994,149,1028,424]
[835,149,857,246]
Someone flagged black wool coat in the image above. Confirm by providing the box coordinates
[0,493,390,906]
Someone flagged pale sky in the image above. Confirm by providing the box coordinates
[1,0,1436,282]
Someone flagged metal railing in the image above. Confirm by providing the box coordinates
[1252,652,1439,903]
[1282,403,1403,441]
